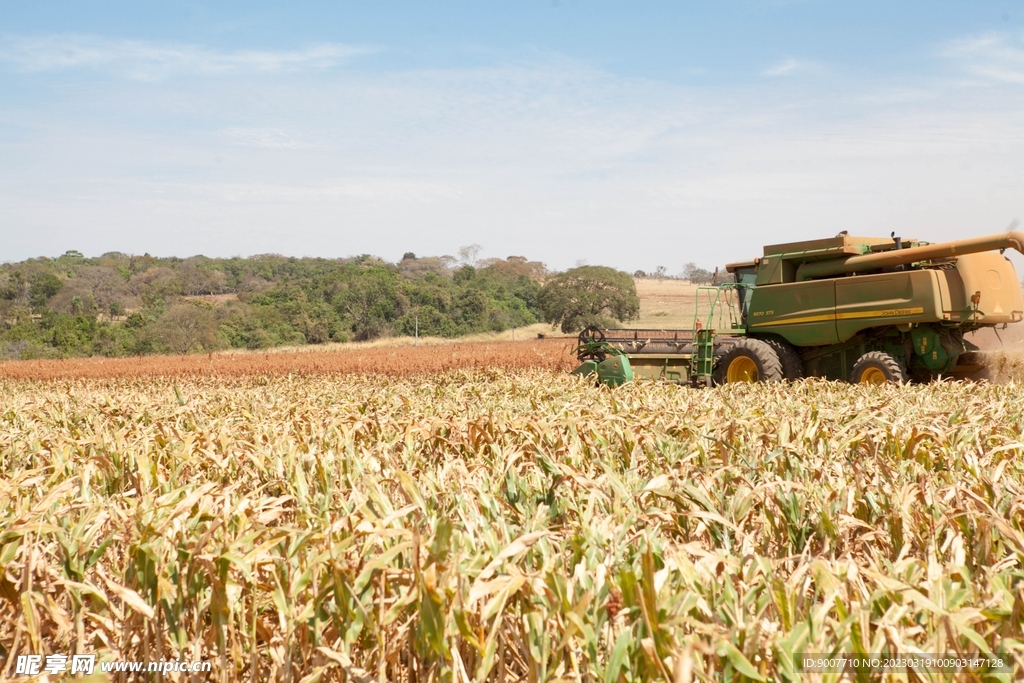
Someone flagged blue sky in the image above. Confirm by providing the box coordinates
[2,1,1023,272]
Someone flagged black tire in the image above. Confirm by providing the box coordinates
[849,351,907,384]
[760,338,804,380]
[713,338,784,385]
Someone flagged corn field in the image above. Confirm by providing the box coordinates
[1,371,1023,681]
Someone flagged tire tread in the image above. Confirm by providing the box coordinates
[761,338,804,380]
[850,351,908,384]
[713,338,784,384]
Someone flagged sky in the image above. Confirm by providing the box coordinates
[1,1,1023,273]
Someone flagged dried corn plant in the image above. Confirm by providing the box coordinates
[1,372,1023,681]
[0,339,574,381]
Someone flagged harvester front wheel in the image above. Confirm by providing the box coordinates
[850,351,907,385]
[713,339,783,384]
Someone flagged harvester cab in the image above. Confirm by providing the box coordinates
[573,230,1024,387]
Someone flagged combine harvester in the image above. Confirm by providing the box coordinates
[573,230,1024,386]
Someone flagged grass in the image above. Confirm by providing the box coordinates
[1,372,1023,681]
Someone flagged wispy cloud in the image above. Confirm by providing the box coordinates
[215,179,462,203]
[223,128,314,149]
[762,57,821,77]
[3,33,1024,269]
[942,31,1024,84]
[0,34,372,79]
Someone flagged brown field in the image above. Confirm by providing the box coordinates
[0,338,577,380]
[630,278,745,331]
[233,323,560,354]
[631,277,699,328]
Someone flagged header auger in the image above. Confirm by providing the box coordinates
[573,230,1024,387]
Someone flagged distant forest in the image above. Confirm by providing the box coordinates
[0,249,547,360]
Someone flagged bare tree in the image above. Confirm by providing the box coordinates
[130,267,182,305]
[458,244,482,267]
[50,266,135,318]
[153,304,220,354]
[180,259,227,296]
[477,256,547,281]
[682,262,715,285]
[399,256,454,280]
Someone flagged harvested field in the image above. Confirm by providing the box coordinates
[0,338,575,380]
[2,373,1023,680]
[631,278,700,328]
[629,278,742,331]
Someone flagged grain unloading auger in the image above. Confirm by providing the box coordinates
[573,230,1024,387]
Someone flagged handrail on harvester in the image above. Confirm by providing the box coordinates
[795,231,1024,281]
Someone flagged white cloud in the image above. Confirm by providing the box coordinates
[761,57,821,77]
[942,32,1024,84]
[0,34,372,79]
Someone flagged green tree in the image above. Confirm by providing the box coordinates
[537,266,639,333]
[0,247,553,356]
[397,305,459,337]
[29,272,63,309]
[332,268,405,340]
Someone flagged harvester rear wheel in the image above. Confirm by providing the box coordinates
[761,338,804,380]
[850,351,907,385]
[713,339,783,384]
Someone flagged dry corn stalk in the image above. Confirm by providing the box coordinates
[0,372,1022,681]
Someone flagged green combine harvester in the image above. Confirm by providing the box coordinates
[573,230,1024,387]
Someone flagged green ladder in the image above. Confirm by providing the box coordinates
[690,284,745,385]
[692,328,715,384]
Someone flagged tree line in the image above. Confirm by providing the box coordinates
[0,248,644,359]
[632,262,719,284]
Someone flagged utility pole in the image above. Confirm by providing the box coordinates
[414,314,419,346]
